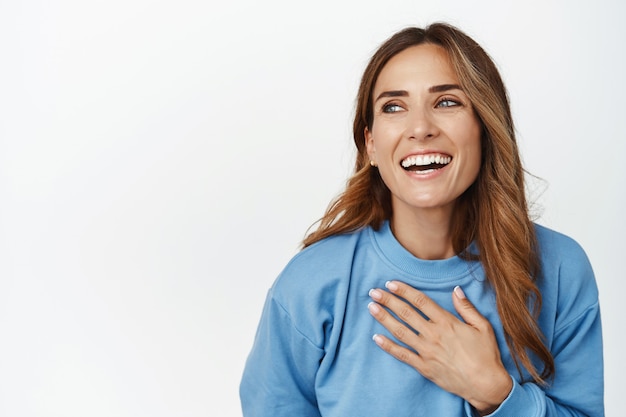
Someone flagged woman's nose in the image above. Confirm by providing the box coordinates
[405,107,439,140]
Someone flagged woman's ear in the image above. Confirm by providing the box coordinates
[365,127,376,163]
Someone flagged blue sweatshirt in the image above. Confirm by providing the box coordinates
[240,221,604,416]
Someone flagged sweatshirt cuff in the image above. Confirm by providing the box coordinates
[465,375,539,416]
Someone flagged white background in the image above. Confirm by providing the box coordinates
[0,0,624,415]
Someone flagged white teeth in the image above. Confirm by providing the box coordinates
[401,154,451,168]
[414,168,436,175]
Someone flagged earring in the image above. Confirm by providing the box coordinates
[370,160,377,167]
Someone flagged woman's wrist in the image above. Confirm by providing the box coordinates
[470,371,513,415]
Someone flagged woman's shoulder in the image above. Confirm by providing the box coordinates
[266,228,371,341]
[287,228,368,271]
[271,228,370,299]
[533,223,599,315]
[534,223,591,263]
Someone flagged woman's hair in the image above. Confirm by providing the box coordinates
[303,23,554,384]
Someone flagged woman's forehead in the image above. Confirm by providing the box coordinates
[373,44,460,94]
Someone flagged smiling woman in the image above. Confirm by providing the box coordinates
[240,23,604,417]
[365,43,482,260]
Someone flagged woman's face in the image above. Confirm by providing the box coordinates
[366,43,482,221]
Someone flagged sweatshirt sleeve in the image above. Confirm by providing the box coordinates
[466,230,604,417]
[239,290,324,417]
[471,302,603,417]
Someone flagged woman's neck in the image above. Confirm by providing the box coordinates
[390,206,455,260]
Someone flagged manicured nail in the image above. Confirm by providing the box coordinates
[368,302,381,314]
[368,288,382,300]
[454,285,466,299]
[385,281,398,291]
[372,334,384,346]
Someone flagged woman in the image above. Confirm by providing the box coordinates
[240,23,603,416]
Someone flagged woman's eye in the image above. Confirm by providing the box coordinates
[436,98,460,108]
[382,104,404,113]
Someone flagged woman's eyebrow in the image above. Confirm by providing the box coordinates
[428,84,462,93]
[375,90,408,102]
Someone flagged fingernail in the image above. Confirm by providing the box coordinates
[368,302,381,314]
[385,281,398,291]
[372,334,384,346]
[454,285,466,299]
[368,288,382,300]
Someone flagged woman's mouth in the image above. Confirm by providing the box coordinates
[401,153,452,173]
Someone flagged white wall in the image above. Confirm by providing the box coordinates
[0,0,623,415]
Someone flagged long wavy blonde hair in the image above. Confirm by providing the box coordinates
[303,23,554,384]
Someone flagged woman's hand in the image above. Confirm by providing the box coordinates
[368,281,512,415]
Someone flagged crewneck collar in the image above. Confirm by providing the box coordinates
[369,220,481,283]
